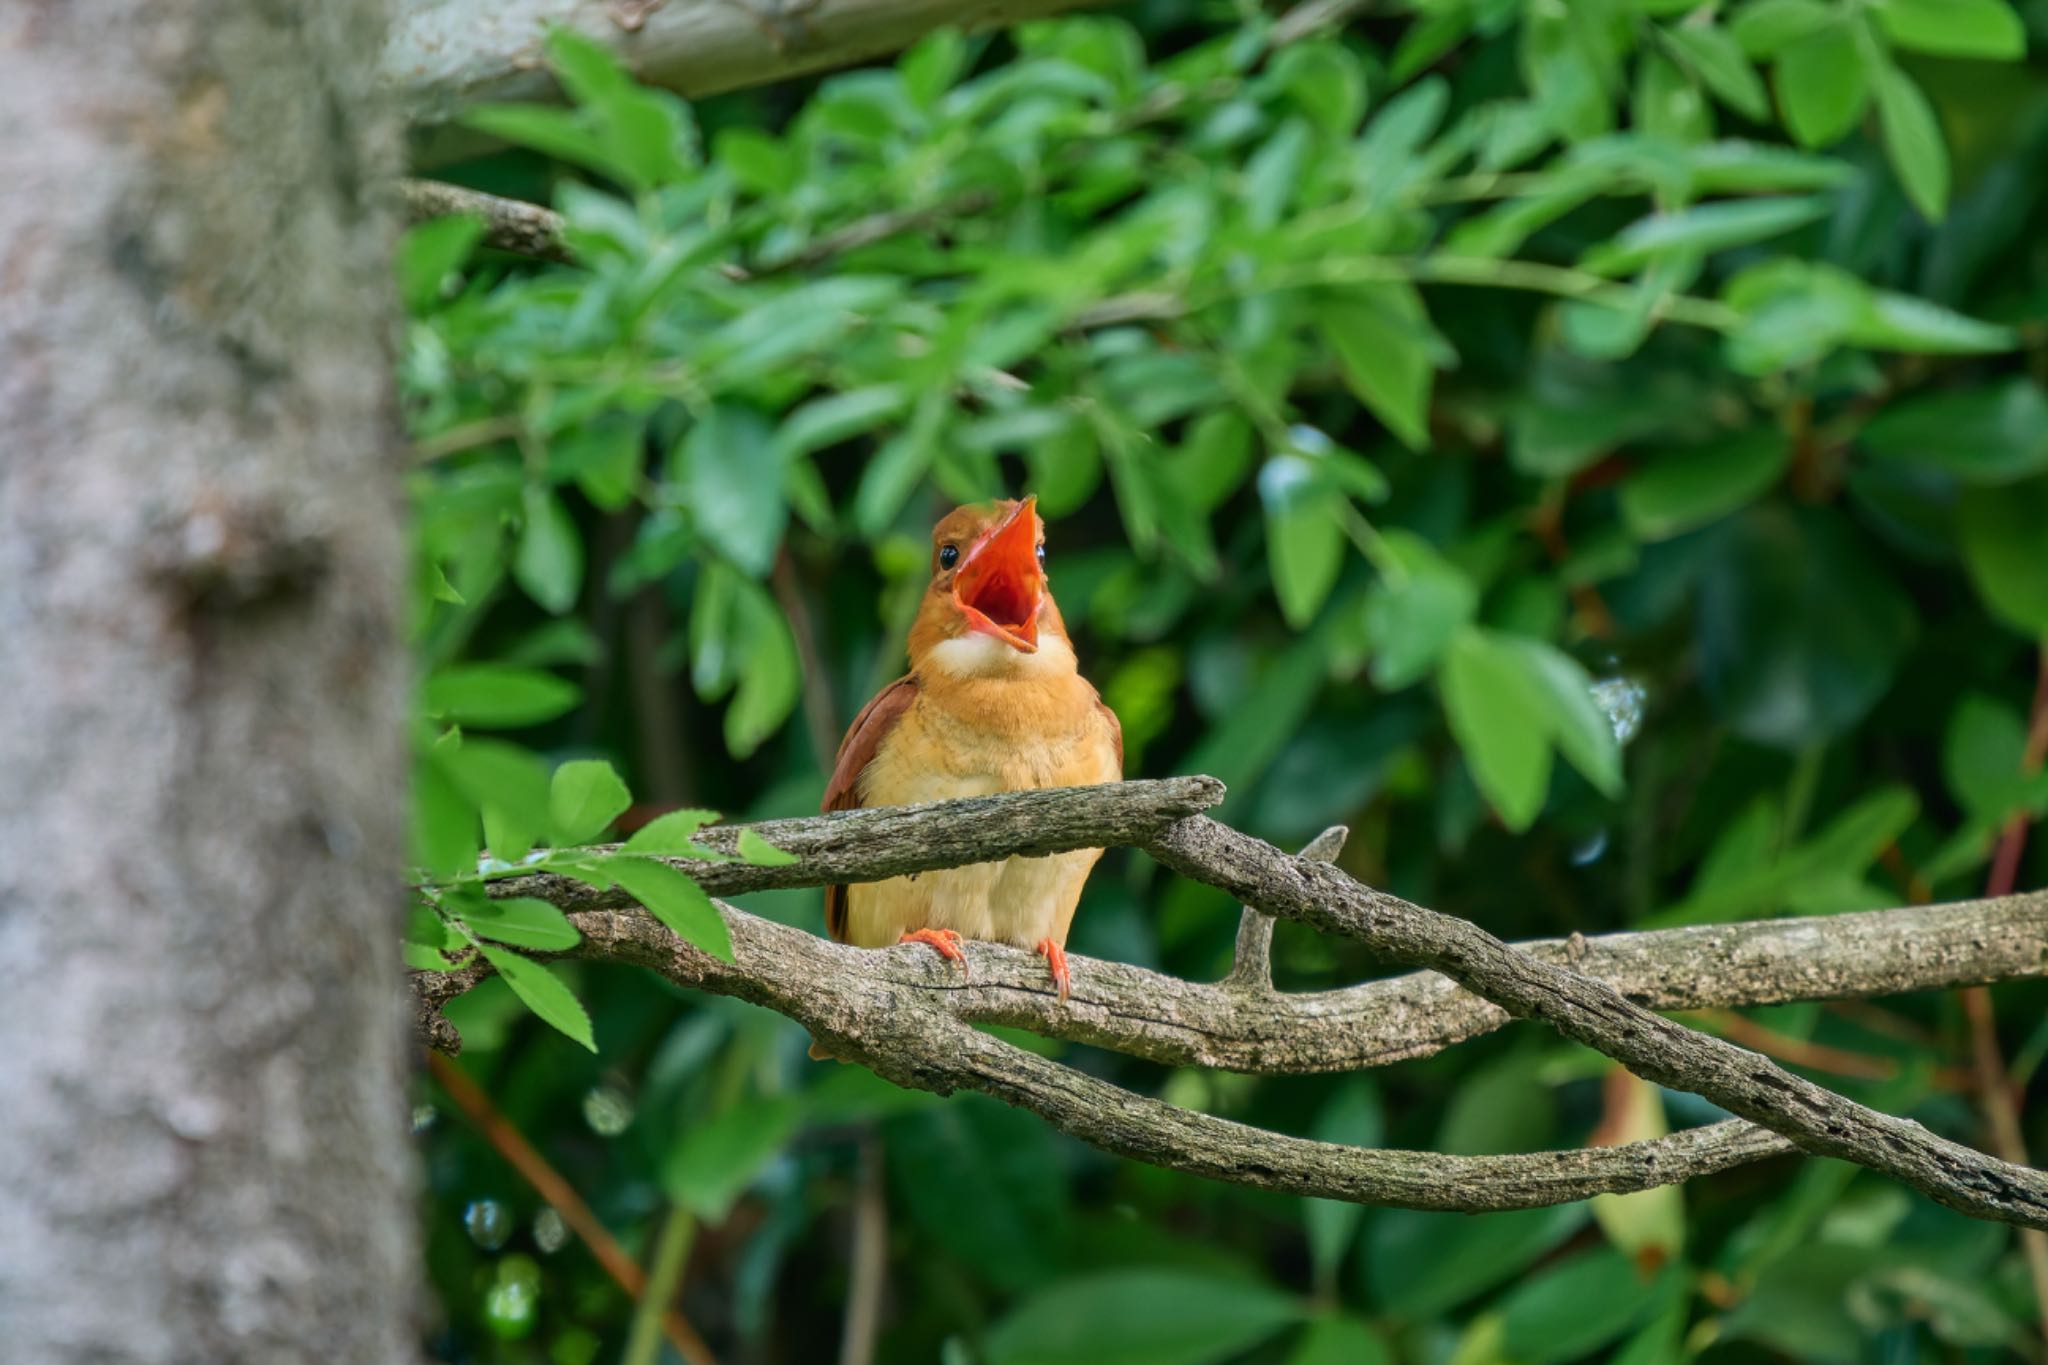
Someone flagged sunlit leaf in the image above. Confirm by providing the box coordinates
[549,759,632,845]
[480,945,596,1051]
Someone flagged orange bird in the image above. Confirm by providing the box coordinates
[821,496,1122,1001]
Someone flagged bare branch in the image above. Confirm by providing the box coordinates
[486,776,1223,901]
[420,903,1796,1212]
[1227,824,1345,990]
[1144,815,2048,1230]
[387,0,1107,149]
[397,178,572,262]
[412,780,2048,1225]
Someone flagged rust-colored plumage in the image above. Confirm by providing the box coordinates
[821,497,1122,1001]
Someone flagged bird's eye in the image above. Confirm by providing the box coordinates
[938,544,959,570]
[1036,543,1046,566]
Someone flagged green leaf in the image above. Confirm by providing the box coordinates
[1662,23,1770,122]
[1848,290,2016,354]
[659,1095,801,1219]
[462,896,582,951]
[623,808,724,856]
[1621,430,1791,539]
[1945,695,2048,819]
[1361,530,1478,689]
[423,665,581,729]
[1270,41,1368,139]
[1178,411,1255,512]
[480,945,595,1051]
[984,1269,1304,1365]
[1583,196,1830,275]
[1364,1203,1590,1318]
[1286,1317,1393,1365]
[412,755,480,878]
[1520,6,1618,142]
[853,402,943,536]
[461,104,613,178]
[1874,0,2026,59]
[1259,455,1345,628]
[397,215,485,314]
[1315,286,1438,450]
[1957,478,2048,636]
[1722,258,1869,373]
[604,855,735,960]
[773,386,907,460]
[1244,118,1313,231]
[1025,421,1105,519]
[1303,1081,1382,1292]
[680,403,786,577]
[1634,48,1711,146]
[1440,628,1554,831]
[549,758,631,845]
[436,738,554,853]
[1732,0,1834,56]
[715,127,794,195]
[514,488,583,615]
[1875,67,1948,220]
[550,420,642,513]
[1696,506,1916,747]
[725,592,800,759]
[1774,22,1870,147]
[1500,636,1625,797]
[735,827,799,867]
[545,26,633,106]
[1499,1249,1680,1364]
[1858,381,2048,483]
[482,802,536,865]
[899,27,968,107]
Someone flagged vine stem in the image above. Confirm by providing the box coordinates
[425,1054,719,1365]
[1964,641,2048,1345]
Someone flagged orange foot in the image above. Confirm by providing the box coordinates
[1035,938,1070,1004]
[899,928,969,980]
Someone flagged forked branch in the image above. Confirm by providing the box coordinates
[412,779,2048,1225]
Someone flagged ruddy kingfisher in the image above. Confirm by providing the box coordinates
[820,496,1122,1002]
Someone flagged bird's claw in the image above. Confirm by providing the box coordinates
[899,928,970,979]
[1035,938,1070,1004]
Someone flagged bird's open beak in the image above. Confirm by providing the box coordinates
[952,497,1042,653]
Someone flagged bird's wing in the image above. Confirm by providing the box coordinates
[822,673,920,942]
[1091,685,1124,775]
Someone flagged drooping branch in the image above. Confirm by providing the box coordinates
[412,780,2048,1225]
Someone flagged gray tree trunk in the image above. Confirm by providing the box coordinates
[0,5,417,1361]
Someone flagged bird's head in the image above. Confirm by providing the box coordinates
[908,497,1070,677]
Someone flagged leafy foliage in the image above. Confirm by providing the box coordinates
[402,3,2047,1361]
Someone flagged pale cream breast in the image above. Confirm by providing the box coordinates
[848,655,1120,951]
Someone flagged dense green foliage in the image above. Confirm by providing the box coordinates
[403,0,2048,1360]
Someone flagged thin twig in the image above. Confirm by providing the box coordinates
[770,546,843,768]
[397,179,574,264]
[1964,641,2048,1341]
[425,1054,718,1365]
[835,1136,888,1365]
[622,1205,698,1365]
[1686,1009,1971,1091]
[1227,825,1345,989]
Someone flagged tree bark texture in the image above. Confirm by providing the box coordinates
[0,5,416,1361]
